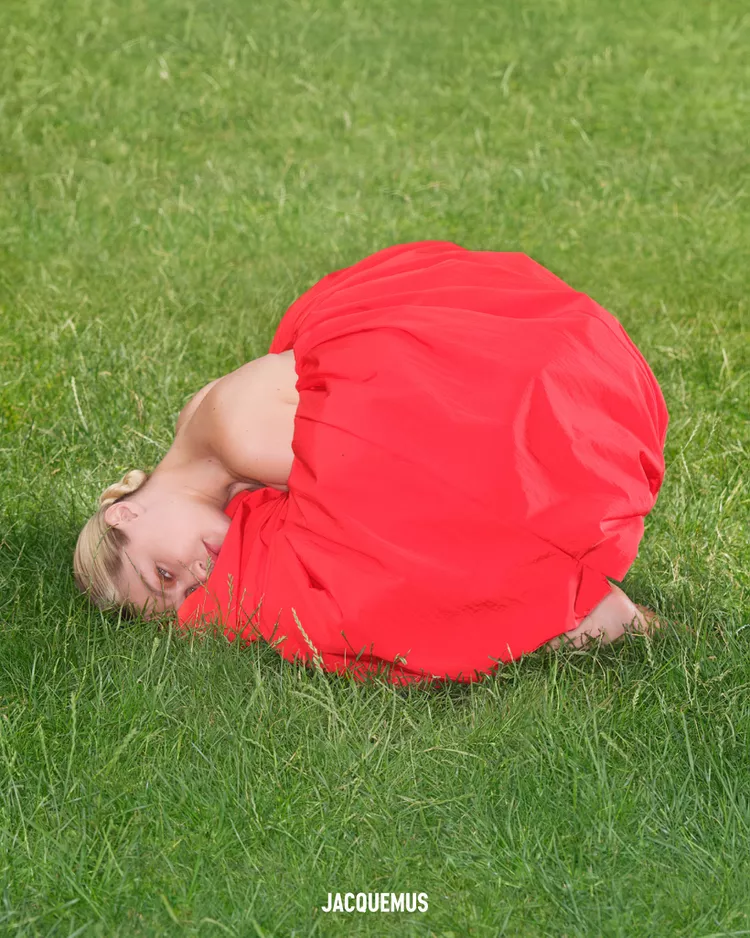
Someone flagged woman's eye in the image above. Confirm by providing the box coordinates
[185,584,198,599]
[156,567,172,581]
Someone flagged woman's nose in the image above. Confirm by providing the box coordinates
[191,557,210,582]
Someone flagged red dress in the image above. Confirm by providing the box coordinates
[177,241,669,684]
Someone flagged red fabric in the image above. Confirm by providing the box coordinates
[177,241,669,684]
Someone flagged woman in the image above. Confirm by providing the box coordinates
[73,351,299,617]
[74,241,667,680]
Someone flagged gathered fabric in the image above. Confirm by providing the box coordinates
[177,241,669,684]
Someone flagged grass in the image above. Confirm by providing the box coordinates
[0,0,748,934]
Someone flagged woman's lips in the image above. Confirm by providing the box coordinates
[203,541,221,566]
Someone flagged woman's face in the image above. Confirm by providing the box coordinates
[104,493,231,618]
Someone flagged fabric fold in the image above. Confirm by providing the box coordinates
[177,241,669,684]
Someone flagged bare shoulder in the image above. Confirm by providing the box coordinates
[255,349,298,404]
[209,351,298,409]
[175,377,224,436]
[185,353,299,490]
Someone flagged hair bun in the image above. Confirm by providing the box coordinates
[98,469,150,509]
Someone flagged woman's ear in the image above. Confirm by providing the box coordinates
[104,502,139,527]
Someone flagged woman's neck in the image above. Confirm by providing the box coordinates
[150,445,255,510]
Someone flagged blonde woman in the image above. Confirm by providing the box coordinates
[75,241,665,681]
[74,350,298,618]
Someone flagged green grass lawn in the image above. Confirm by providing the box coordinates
[1,0,748,934]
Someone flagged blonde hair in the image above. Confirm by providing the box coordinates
[73,469,152,616]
